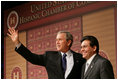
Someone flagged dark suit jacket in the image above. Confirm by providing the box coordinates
[81,54,114,79]
[15,44,85,79]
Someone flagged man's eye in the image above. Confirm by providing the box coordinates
[81,45,87,48]
[84,46,87,48]
[59,39,63,41]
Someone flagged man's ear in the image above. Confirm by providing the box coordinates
[67,40,71,47]
[93,46,97,52]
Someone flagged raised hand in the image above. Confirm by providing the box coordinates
[7,27,20,46]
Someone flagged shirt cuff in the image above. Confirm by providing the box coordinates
[16,43,21,49]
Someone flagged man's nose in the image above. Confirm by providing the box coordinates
[80,47,84,52]
[56,40,59,44]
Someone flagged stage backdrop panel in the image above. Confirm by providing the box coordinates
[27,16,82,79]
[5,31,27,79]
[82,7,116,78]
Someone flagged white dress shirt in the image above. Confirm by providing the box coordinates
[61,50,74,79]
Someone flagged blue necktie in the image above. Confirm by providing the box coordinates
[62,53,67,73]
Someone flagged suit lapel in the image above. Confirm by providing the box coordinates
[84,62,95,78]
[67,50,80,78]
[69,50,79,71]
[81,63,86,79]
[84,54,98,78]
[55,52,64,78]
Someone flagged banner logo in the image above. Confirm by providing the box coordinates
[7,11,19,29]
[11,67,22,79]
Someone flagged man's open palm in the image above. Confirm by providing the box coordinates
[7,27,19,45]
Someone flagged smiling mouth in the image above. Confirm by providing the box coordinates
[82,52,87,56]
[56,45,60,47]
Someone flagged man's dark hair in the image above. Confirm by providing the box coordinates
[80,35,99,54]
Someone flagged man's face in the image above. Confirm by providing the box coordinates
[80,40,96,60]
[56,33,70,53]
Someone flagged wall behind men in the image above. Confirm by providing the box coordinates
[5,31,27,79]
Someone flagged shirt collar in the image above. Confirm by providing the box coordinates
[86,53,96,65]
[61,50,72,57]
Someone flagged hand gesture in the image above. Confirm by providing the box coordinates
[7,27,20,45]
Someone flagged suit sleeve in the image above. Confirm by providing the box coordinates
[100,60,114,79]
[15,44,46,66]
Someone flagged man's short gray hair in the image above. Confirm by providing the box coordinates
[57,31,73,48]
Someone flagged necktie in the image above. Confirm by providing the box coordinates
[84,63,89,75]
[62,53,67,73]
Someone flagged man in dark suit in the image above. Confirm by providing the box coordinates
[80,35,114,79]
[7,27,85,79]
